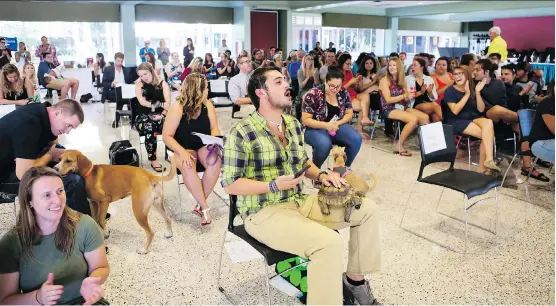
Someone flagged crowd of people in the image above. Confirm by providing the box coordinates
[0,25,553,305]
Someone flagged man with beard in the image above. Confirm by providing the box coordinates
[221,66,382,305]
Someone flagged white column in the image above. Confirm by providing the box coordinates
[120,3,138,66]
[285,10,293,54]
[232,6,252,57]
[383,17,399,55]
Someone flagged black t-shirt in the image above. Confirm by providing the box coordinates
[529,98,555,145]
[478,78,507,109]
[0,48,12,69]
[0,103,56,181]
[325,103,340,122]
[442,86,482,121]
[504,82,523,112]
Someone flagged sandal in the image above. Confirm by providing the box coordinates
[360,118,374,126]
[192,204,202,217]
[521,167,550,182]
[150,163,165,173]
[201,207,212,226]
[484,160,501,173]
[393,150,412,157]
[359,131,371,140]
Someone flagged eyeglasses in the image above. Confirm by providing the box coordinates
[453,72,464,76]
[327,83,341,91]
[240,60,251,65]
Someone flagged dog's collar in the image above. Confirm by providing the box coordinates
[83,164,94,178]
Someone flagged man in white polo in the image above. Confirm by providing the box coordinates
[228,54,254,118]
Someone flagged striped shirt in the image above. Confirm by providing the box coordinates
[221,111,308,219]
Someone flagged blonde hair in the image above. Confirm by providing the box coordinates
[386,58,406,89]
[1,64,24,96]
[22,62,37,88]
[137,62,160,85]
[15,166,80,260]
[301,54,316,80]
[175,73,207,121]
[188,57,204,74]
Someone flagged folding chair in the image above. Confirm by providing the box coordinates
[217,195,309,305]
[127,97,163,167]
[369,110,402,154]
[399,124,502,253]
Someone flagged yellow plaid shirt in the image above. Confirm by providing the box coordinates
[221,112,308,218]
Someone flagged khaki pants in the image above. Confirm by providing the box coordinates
[244,195,381,305]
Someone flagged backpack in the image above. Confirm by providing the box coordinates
[108,140,139,167]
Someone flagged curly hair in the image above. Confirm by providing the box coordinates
[176,73,207,120]
[1,64,24,96]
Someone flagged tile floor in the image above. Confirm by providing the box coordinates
[0,102,554,305]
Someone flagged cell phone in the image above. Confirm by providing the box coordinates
[294,165,311,178]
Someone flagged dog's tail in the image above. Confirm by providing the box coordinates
[367,173,378,191]
[154,154,177,183]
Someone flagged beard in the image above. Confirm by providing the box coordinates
[268,90,292,110]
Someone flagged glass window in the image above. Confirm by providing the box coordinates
[415,36,426,53]
[0,21,121,66]
[321,26,383,55]
[401,36,414,53]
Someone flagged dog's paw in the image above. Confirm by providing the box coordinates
[164,231,173,239]
[136,247,149,255]
[103,229,110,239]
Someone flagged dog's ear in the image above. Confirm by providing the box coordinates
[76,152,92,173]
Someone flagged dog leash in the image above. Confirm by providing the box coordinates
[206,144,223,167]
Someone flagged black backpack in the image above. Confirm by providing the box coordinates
[108,140,139,167]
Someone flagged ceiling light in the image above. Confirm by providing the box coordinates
[418,2,424,4]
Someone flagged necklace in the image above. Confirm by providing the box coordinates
[259,112,283,133]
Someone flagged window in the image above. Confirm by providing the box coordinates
[0,21,121,66]
[401,36,415,53]
[322,27,383,56]
[415,36,426,53]
[397,31,461,55]
[135,22,231,64]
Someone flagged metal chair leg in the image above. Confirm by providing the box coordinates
[370,118,378,140]
[493,135,497,158]
[435,188,445,211]
[501,153,519,187]
[494,187,499,235]
[463,194,469,254]
[399,181,418,227]
[12,198,17,221]
[467,138,471,170]
[217,231,238,305]
[177,176,182,208]
[264,261,272,305]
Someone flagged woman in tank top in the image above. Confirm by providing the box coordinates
[431,57,454,104]
[163,73,222,227]
[0,64,35,108]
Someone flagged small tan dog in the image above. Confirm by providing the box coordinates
[55,150,176,254]
[330,146,377,196]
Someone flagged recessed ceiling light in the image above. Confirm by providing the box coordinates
[418,2,424,4]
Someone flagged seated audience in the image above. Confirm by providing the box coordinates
[216,53,233,79]
[0,99,91,214]
[0,64,35,107]
[356,55,380,94]
[449,57,458,73]
[134,63,171,172]
[270,53,288,79]
[163,74,222,226]
[426,54,436,74]
[399,51,408,72]
[288,50,303,101]
[406,58,441,122]
[514,61,543,108]
[145,52,164,81]
[460,53,478,67]
[302,68,362,168]
[377,56,388,79]
[101,52,133,128]
[267,46,277,61]
[501,65,550,181]
[22,62,39,93]
[203,53,215,77]
[180,57,203,81]
[93,53,108,77]
[338,54,373,139]
[431,57,453,104]
[297,54,321,98]
[529,97,555,164]
[0,167,109,305]
[225,50,236,77]
[221,66,381,306]
[139,39,155,63]
[14,42,31,73]
[228,54,253,105]
[166,52,184,90]
[38,52,80,100]
[352,52,367,74]
[251,48,270,70]
[443,66,500,173]
[379,58,428,156]
[319,50,336,82]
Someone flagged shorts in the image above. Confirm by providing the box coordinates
[383,108,394,119]
[45,78,66,90]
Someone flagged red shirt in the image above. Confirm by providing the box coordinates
[180,67,192,81]
[343,71,358,100]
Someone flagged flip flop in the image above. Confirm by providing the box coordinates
[150,163,165,172]
[521,167,550,182]
[393,150,412,157]
[192,204,203,217]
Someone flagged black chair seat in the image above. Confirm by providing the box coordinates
[420,168,501,199]
[230,225,297,266]
[0,192,16,204]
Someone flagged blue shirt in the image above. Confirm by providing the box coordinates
[37,61,52,86]
[288,61,302,80]
[352,63,359,75]
[139,47,156,63]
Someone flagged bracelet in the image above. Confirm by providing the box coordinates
[35,290,41,305]
[269,180,279,193]
[316,171,327,182]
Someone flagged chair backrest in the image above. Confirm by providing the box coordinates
[228,194,239,231]
[517,109,536,140]
[417,124,457,180]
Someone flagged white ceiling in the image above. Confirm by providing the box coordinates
[354,1,462,8]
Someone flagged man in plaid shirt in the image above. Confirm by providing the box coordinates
[222,66,381,305]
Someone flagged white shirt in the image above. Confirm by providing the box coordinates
[228,72,250,104]
[114,67,126,85]
[218,46,228,56]
[405,74,438,107]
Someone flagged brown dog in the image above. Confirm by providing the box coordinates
[330,146,377,196]
[55,150,176,254]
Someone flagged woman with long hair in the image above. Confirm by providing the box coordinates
[134,62,171,172]
[431,57,454,104]
[183,38,195,67]
[297,54,320,98]
[379,58,429,156]
[0,167,109,305]
[0,64,35,107]
[406,58,441,122]
[356,55,380,94]
[145,51,164,81]
[443,65,500,173]
[203,53,215,75]
[352,52,367,74]
[162,73,221,226]
[180,56,203,80]
[216,52,233,79]
[449,57,458,73]
[165,52,184,90]
[337,53,373,139]
[93,53,108,77]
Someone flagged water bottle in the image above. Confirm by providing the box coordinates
[328,115,339,136]
[407,77,416,108]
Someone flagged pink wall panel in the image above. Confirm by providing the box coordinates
[493,16,555,51]
[250,11,278,54]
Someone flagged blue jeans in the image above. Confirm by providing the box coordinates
[531,139,555,164]
[304,124,363,168]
